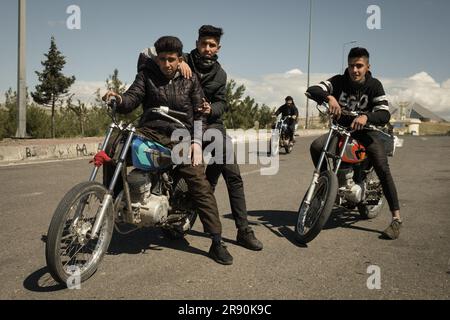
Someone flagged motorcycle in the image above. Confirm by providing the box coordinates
[45,99,198,286]
[294,95,396,244]
[270,114,295,155]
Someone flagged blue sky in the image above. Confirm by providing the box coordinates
[1,0,450,117]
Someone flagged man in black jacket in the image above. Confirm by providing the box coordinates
[179,25,263,251]
[307,47,402,240]
[274,96,299,142]
[103,36,233,265]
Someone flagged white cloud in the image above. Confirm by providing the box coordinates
[230,71,450,120]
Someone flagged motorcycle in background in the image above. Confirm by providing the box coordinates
[270,114,295,155]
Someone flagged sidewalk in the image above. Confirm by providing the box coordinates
[0,129,328,165]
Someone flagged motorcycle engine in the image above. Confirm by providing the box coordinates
[127,169,169,227]
[338,168,365,204]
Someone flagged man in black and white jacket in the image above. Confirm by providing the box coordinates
[306,47,402,240]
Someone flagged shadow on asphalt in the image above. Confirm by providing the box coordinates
[23,267,66,293]
[228,210,308,248]
[106,227,211,257]
[324,207,384,236]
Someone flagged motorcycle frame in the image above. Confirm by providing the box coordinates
[304,119,351,205]
[88,107,188,239]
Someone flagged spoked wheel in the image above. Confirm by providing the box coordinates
[284,138,293,154]
[45,182,114,286]
[295,171,338,244]
[162,177,197,240]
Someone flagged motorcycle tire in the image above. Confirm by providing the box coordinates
[358,197,386,219]
[45,182,114,286]
[295,171,338,244]
[162,177,198,240]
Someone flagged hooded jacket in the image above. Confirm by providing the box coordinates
[117,49,206,144]
[306,70,390,126]
[184,50,228,126]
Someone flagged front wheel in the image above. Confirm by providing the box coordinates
[295,171,338,244]
[45,182,114,286]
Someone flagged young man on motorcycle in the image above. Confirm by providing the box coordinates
[306,47,402,240]
[176,25,263,251]
[274,96,299,143]
[103,36,234,265]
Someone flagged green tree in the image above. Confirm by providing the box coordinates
[223,79,273,129]
[66,94,89,136]
[106,69,127,94]
[31,36,75,138]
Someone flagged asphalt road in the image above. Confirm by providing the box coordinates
[0,136,449,300]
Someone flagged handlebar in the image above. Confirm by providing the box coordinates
[308,99,391,136]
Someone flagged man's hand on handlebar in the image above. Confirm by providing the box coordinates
[327,96,341,119]
[351,114,368,131]
[102,90,122,105]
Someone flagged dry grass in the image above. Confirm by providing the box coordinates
[420,122,450,135]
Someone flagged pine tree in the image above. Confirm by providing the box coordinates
[31,36,75,138]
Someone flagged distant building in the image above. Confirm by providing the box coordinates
[391,102,447,123]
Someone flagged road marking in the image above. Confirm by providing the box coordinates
[21,192,44,197]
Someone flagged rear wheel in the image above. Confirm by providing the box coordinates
[45,182,114,286]
[162,177,197,240]
[358,170,385,219]
[295,171,338,244]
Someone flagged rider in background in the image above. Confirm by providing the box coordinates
[274,96,299,143]
[306,47,402,240]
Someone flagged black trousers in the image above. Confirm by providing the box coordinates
[204,125,249,230]
[310,130,400,211]
[103,127,223,235]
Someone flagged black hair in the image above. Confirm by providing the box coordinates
[348,47,370,61]
[285,96,294,102]
[154,36,183,56]
[198,25,223,43]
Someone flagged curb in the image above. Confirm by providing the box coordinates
[0,129,328,165]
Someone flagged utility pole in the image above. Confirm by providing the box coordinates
[305,0,312,129]
[16,0,27,138]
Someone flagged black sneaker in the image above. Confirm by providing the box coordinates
[383,219,402,240]
[209,241,233,265]
[237,228,263,251]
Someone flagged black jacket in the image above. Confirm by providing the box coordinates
[275,104,299,118]
[118,54,205,144]
[184,51,228,126]
[306,70,390,126]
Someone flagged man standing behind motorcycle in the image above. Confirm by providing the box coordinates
[176,25,263,251]
[274,96,299,143]
[306,47,402,239]
[103,36,234,265]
